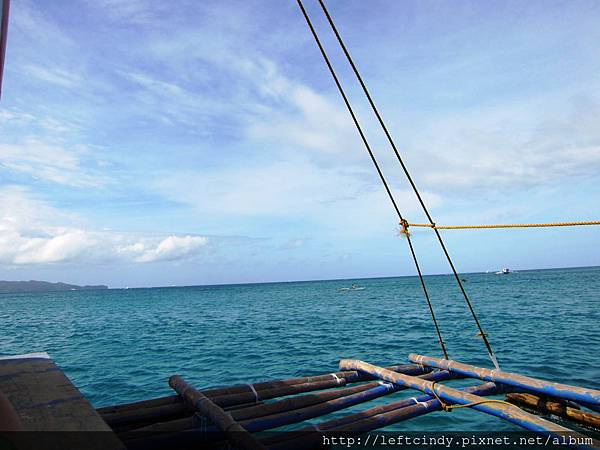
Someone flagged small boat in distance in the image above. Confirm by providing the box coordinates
[496,268,511,275]
[340,284,365,292]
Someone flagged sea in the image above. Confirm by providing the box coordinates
[1,266,599,431]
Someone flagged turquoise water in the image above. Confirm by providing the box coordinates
[1,266,599,431]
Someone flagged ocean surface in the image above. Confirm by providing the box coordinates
[1,266,599,431]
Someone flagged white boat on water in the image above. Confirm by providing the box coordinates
[495,268,510,275]
[340,284,365,292]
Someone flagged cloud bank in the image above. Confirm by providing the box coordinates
[0,187,209,265]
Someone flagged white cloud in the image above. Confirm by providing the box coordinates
[145,53,442,233]
[0,109,36,124]
[11,0,73,47]
[84,0,172,25]
[20,64,81,89]
[0,186,210,266]
[117,70,217,127]
[406,94,600,193]
[154,155,442,238]
[247,83,361,157]
[13,231,96,265]
[0,139,106,187]
[126,235,209,263]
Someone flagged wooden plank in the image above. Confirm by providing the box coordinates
[0,353,125,449]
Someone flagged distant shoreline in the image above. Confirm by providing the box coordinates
[0,280,108,295]
[2,265,597,294]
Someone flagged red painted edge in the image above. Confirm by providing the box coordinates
[0,0,11,99]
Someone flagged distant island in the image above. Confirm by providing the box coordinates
[0,280,108,294]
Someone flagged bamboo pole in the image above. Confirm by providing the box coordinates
[107,400,267,432]
[335,383,498,433]
[240,381,396,432]
[507,393,600,430]
[236,370,453,433]
[209,378,347,407]
[266,382,499,450]
[320,381,501,432]
[98,363,428,417]
[339,359,598,450]
[124,379,438,450]
[107,378,346,430]
[123,381,394,443]
[118,381,382,438]
[103,402,190,429]
[231,382,374,421]
[199,363,426,397]
[121,370,453,444]
[409,354,600,410]
[169,375,266,450]
[97,395,180,415]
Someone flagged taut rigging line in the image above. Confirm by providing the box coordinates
[296,0,450,361]
[297,0,501,369]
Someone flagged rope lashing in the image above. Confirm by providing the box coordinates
[246,383,260,403]
[407,220,600,230]
[429,380,517,413]
[399,219,411,237]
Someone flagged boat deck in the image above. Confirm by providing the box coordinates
[0,353,125,449]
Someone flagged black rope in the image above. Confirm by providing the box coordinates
[315,0,500,369]
[296,0,449,360]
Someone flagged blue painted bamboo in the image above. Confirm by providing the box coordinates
[243,370,451,431]
[266,382,500,450]
[176,383,398,441]
[328,382,499,433]
[243,381,397,432]
[189,369,454,434]
[409,354,600,409]
[339,359,599,450]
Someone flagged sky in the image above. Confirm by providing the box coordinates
[0,0,599,288]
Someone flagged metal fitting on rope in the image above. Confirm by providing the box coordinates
[399,219,410,237]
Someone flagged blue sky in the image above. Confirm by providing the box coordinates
[0,0,599,287]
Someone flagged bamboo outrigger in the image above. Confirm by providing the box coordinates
[86,354,600,450]
[2,352,599,449]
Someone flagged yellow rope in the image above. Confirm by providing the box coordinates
[406,220,600,230]
[429,380,518,412]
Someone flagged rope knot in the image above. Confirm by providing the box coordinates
[399,219,410,237]
[430,380,452,412]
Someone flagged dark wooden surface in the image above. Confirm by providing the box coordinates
[0,353,125,449]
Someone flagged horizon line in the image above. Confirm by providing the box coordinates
[111,263,599,290]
